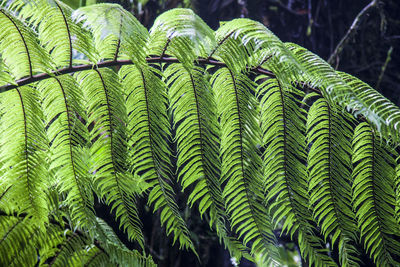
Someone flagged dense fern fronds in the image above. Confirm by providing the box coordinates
[0,8,51,78]
[306,97,360,266]
[37,75,95,231]
[0,86,48,225]
[149,8,215,66]
[212,68,280,263]
[76,68,145,247]
[73,3,148,63]
[287,43,400,145]
[339,71,400,144]
[352,123,400,266]
[120,64,195,252]
[258,77,337,266]
[165,63,248,259]
[9,0,97,66]
[1,3,400,266]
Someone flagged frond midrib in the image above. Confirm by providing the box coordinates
[0,9,32,77]
[226,68,268,248]
[53,77,88,212]
[54,1,73,67]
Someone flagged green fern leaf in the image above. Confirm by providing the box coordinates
[73,3,148,63]
[165,63,249,259]
[10,0,97,66]
[339,71,400,146]
[149,8,215,67]
[0,8,52,78]
[76,68,145,248]
[212,67,280,263]
[212,19,300,75]
[258,77,337,266]
[307,98,360,266]
[352,122,400,266]
[37,75,96,231]
[119,64,195,252]
[0,86,49,225]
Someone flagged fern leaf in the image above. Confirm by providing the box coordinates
[258,77,337,266]
[0,8,52,78]
[287,43,400,145]
[119,64,195,252]
[0,86,48,225]
[211,67,280,263]
[73,3,148,63]
[212,19,300,74]
[76,68,145,248]
[0,58,15,87]
[339,71,400,146]
[307,98,360,266]
[149,8,215,67]
[352,122,400,266]
[37,75,96,231]
[10,0,97,66]
[165,63,248,259]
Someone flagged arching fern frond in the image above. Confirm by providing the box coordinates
[0,4,399,266]
[76,68,145,247]
[339,71,400,145]
[212,68,280,264]
[212,19,301,75]
[73,3,148,63]
[165,63,248,259]
[37,75,96,231]
[0,86,48,225]
[9,0,97,66]
[287,43,400,145]
[258,77,337,266]
[306,97,360,266]
[119,64,195,252]
[148,8,215,67]
[352,122,400,266]
[0,8,52,78]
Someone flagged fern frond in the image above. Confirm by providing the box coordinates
[0,8,52,78]
[352,122,400,266]
[119,64,195,252]
[37,75,96,231]
[0,86,48,225]
[307,98,360,266]
[10,0,97,66]
[0,58,15,87]
[165,63,248,259]
[258,77,337,266]
[339,71,400,145]
[76,68,145,247]
[73,3,148,63]
[211,68,280,263]
[287,43,400,145]
[0,215,36,266]
[149,8,215,67]
[212,19,300,75]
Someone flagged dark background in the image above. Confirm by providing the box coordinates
[68,0,400,266]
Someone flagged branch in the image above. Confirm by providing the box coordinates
[0,56,275,93]
[327,0,378,67]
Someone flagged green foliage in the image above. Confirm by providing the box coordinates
[0,1,400,266]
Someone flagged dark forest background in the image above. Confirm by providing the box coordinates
[62,1,400,266]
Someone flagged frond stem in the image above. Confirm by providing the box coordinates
[207,31,234,61]
[227,69,267,247]
[0,57,274,93]
[15,88,35,209]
